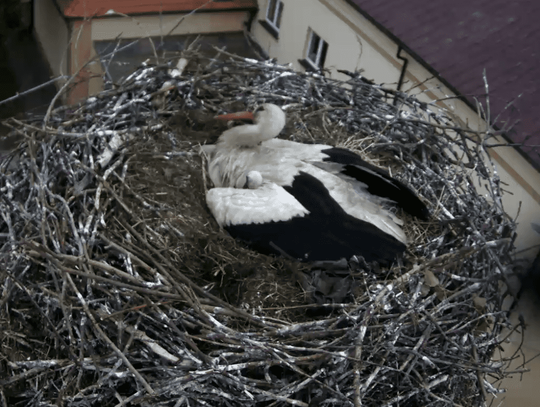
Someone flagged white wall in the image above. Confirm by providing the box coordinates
[252,0,540,259]
[34,0,69,78]
[252,0,403,84]
[90,12,251,41]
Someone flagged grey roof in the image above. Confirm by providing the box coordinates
[348,0,540,169]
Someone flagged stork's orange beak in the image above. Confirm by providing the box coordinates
[214,111,255,121]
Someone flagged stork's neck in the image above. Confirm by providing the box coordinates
[218,119,282,147]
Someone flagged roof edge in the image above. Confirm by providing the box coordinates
[63,8,258,20]
[343,1,468,102]
[60,0,258,19]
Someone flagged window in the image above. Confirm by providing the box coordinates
[266,0,283,30]
[259,0,283,39]
[300,30,328,71]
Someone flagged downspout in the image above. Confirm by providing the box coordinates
[245,8,257,32]
[394,45,408,105]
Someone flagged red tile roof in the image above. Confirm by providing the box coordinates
[60,0,257,18]
[348,0,540,169]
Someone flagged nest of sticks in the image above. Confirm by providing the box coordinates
[0,48,522,406]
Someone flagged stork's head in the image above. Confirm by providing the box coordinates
[252,104,286,141]
[215,103,286,146]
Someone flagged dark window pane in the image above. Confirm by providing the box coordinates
[319,40,328,68]
[308,33,320,63]
[267,0,277,23]
[275,2,283,28]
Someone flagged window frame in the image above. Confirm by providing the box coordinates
[302,30,328,71]
[265,0,283,32]
[259,0,284,39]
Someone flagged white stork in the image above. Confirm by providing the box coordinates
[202,104,428,263]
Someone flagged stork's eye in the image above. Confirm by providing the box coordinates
[255,106,265,113]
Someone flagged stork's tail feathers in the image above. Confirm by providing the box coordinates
[321,147,429,220]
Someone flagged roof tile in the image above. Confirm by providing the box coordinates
[349,0,540,168]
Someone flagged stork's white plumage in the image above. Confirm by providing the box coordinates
[203,104,428,263]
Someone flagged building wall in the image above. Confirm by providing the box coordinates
[252,0,403,84]
[34,0,69,78]
[67,11,252,101]
[90,12,251,41]
[252,0,540,258]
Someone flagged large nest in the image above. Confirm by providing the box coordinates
[0,48,521,406]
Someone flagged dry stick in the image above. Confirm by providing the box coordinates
[471,334,489,403]
[0,366,54,387]
[0,77,70,107]
[42,57,96,129]
[261,346,346,403]
[60,270,77,360]
[99,234,173,286]
[31,244,152,286]
[70,159,135,215]
[209,354,329,372]
[145,300,213,365]
[237,383,310,407]
[30,253,186,301]
[6,117,91,138]
[112,390,145,407]
[382,374,450,407]
[0,263,30,310]
[63,271,155,395]
[4,268,77,360]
